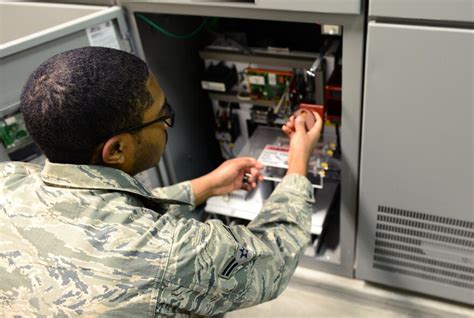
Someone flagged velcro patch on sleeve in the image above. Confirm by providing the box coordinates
[219,246,254,279]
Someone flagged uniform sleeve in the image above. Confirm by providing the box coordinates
[156,174,314,316]
[151,181,197,220]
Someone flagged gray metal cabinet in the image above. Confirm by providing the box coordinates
[370,0,474,23]
[0,2,129,117]
[357,21,474,304]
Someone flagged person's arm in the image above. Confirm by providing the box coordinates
[151,181,197,219]
[152,157,264,220]
[156,113,323,316]
[190,157,264,206]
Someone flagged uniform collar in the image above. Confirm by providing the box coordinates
[40,160,189,210]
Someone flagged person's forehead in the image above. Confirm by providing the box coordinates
[146,72,165,114]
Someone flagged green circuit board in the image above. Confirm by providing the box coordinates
[0,113,29,149]
[246,68,293,101]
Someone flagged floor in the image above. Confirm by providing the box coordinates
[226,267,474,318]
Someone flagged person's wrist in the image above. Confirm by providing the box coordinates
[190,174,216,205]
[287,152,309,176]
[201,173,219,197]
[205,171,221,196]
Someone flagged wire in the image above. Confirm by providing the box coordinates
[137,13,209,39]
[273,82,290,115]
[335,124,341,156]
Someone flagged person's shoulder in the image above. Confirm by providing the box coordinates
[0,161,41,179]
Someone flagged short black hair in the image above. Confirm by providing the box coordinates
[21,46,152,164]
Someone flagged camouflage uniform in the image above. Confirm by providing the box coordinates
[0,160,314,317]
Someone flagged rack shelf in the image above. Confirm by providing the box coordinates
[6,137,33,155]
[207,91,277,107]
[199,47,318,69]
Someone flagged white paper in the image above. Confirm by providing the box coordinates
[248,75,265,85]
[268,73,277,86]
[86,21,120,49]
[258,145,289,169]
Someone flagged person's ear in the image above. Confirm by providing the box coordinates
[101,135,127,164]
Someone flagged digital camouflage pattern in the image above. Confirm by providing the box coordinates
[0,160,314,317]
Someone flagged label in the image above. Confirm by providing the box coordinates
[248,75,265,85]
[268,73,277,86]
[201,81,226,92]
[4,117,16,125]
[257,145,289,169]
[86,21,120,49]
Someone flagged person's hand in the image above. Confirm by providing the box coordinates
[207,157,264,196]
[282,111,323,176]
[190,157,264,205]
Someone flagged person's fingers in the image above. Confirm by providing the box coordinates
[229,157,259,171]
[308,111,323,138]
[249,167,261,177]
[287,116,296,130]
[241,182,252,192]
[282,125,293,137]
[294,114,306,133]
[313,111,323,129]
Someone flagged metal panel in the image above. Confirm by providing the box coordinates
[369,0,474,23]
[118,0,360,15]
[0,0,115,4]
[0,3,102,44]
[1,31,91,116]
[357,22,474,304]
[199,48,318,69]
[0,3,128,115]
[33,0,116,4]
[255,0,360,15]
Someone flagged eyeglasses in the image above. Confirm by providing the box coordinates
[108,99,175,138]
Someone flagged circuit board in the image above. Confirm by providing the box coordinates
[246,68,293,101]
[0,113,29,149]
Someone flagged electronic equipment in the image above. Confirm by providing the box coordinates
[245,68,293,101]
[250,105,272,125]
[201,62,238,92]
[0,112,42,162]
[0,113,29,150]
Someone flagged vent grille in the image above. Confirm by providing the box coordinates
[373,205,474,289]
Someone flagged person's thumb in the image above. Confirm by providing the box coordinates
[231,157,263,170]
[294,115,306,133]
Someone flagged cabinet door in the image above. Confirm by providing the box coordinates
[256,0,360,14]
[0,3,127,116]
[357,22,474,304]
[370,0,474,23]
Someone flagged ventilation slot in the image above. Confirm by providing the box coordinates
[373,205,474,289]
